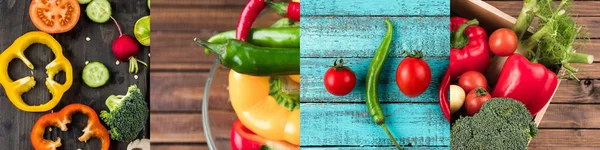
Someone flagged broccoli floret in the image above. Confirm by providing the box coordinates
[100,85,149,141]
[451,98,538,150]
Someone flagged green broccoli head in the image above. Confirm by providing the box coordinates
[451,98,538,150]
[100,85,149,142]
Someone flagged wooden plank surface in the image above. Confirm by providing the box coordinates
[149,0,600,149]
[301,0,449,16]
[0,0,150,149]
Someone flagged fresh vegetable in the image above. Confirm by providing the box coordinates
[395,51,431,98]
[29,0,81,33]
[487,0,593,82]
[271,18,300,28]
[86,0,112,23]
[134,16,151,46]
[82,61,110,88]
[127,139,150,150]
[230,120,299,150]
[266,0,300,22]
[290,75,300,83]
[451,98,538,150]
[0,31,73,112]
[110,16,147,74]
[79,0,92,4]
[457,71,487,94]
[208,27,299,48]
[449,85,465,114]
[489,28,518,56]
[449,17,490,79]
[195,39,300,76]
[365,20,402,149]
[100,85,149,141]
[31,104,110,150]
[464,87,491,116]
[324,59,356,96]
[236,0,267,41]
[229,70,300,145]
[492,54,558,115]
[439,70,451,121]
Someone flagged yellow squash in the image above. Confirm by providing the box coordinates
[0,31,73,112]
[229,70,300,145]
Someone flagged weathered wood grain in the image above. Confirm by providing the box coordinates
[152,144,210,150]
[539,104,600,128]
[529,129,600,147]
[301,58,448,103]
[302,147,449,150]
[300,103,449,146]
[301,0,449,16]
[552,79,600,103]
[150,111,236,143]
[151,7,281,32]
[301,17,449,58]
[0,0,150,149]
[487,1,600,17]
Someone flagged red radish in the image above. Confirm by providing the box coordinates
[110,16,147,74]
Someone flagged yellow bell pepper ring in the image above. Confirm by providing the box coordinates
[0,31,73,112]
[229,70,300,145]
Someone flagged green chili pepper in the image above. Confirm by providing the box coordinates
[270,18,300,28]
[195,38,300,76]
[365,20,402,149]
[204,27,300,54]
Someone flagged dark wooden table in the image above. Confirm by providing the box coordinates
[150,0,600,149]
[0,0,150,149]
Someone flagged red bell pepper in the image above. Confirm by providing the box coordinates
[450,17,490,79]
[231,120,299,150]
[266,1,301,22]
[236,0,267,41]
[439,70,451,122]
[491,54,559,116]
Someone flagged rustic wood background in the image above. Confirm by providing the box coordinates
[150,0,600,149]
[0,0,150,149]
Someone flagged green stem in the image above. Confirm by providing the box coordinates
[381,124,403,150]
[567,53,593,64]
[451,19,479,49]
[194,38,226,55]
[512,0,537,40]
[265,0,288,17]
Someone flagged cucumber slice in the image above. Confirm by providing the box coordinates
[82,62,110,88]
[86,0,112,23]
[79,0,92,4]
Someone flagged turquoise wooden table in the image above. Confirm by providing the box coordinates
[300,0,450,149]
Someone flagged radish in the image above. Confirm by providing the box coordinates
[110,16,147,74]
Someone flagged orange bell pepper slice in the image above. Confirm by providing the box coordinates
[31,104,110,150]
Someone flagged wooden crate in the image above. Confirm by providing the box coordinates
[450,0,560,126]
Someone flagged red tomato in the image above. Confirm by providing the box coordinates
[30,0,81,33]
[324,59,356,96]
[465,87,491,116]
[489,28,518,56]
[396,57,431,97]
[458,71,488,94]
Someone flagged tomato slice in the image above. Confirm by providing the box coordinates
[29,0,81,34]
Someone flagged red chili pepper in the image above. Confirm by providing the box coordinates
[439,70,451,122]
[236,0,267,41]
[31,104,110,150]
[230,120,299,150]
[449,17,490,79]
[491,54,559,116]
[266,1,300,22]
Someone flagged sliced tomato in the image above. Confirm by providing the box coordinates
[29,0,81,34]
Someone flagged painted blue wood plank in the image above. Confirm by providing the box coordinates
[301,0,450,16]
[300,103,450,146]
[300,57,448,103]
[302,147,448,150]
[300,17,449,58]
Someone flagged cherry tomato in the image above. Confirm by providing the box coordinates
[30,0,81,34]
[324,59,356,96]
[396,56,431,97]
[465,87,491,116]
[489,28,518,56]
[458,71,488,94]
